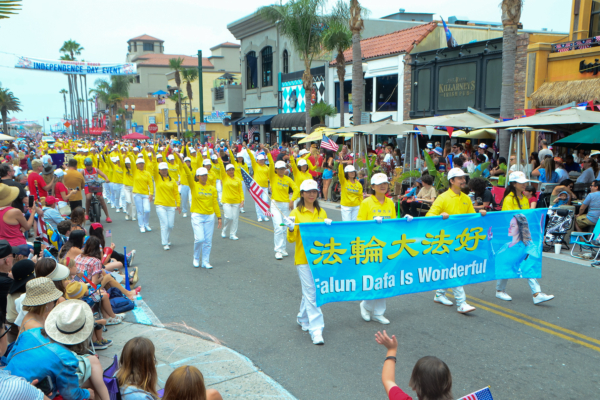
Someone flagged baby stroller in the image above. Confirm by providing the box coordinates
[543,208,574,252]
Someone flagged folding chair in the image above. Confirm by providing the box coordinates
[491,187,504,210]
[103,355,122,400]
[570,221,600,261]
[543,208,574,252]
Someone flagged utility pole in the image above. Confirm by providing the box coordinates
[198,50,204,144]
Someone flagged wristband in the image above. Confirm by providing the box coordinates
[385,356,397,363]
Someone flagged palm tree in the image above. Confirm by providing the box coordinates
[60,41,84,134]
[59,89,68,119]
[349,0,365,126]
[0,87,22,137]
[258,0,327,135]
[499,0,523,159]
[323,16,352,128]
[89,76,131,137]
[181,68,199,133]
[310,101,337,124]
[168,57,185,139]
[0,0,21,20]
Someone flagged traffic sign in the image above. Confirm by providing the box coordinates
[63,122,71,128]
[148,124,159,134]
[200,123,206,132]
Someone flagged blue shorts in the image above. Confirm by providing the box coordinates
[323,169,333,179]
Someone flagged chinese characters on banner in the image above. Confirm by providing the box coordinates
[300,209,546,307]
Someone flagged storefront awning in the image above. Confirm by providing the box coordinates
[271,113,320,131]
[230,118,243,126]
[531,78,600,108]
[251,115,276,125]
[236,117,258,125]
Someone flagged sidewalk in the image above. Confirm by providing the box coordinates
[97,322,296,399]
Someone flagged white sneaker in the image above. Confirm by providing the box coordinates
[182,213,187,218]
[203,263,213,269]
[193,259,200,268]
[140,227,146,233]
[263,217,269,222]
[297,317,308,332]
[533,293,554,305]
[434,293,453,306]
[240,208,245,213]
[359,301,371,322]
[496,291,512,301]
[125,214,129,221]
[457,303,476,314]
[372,314,390,325]
[132,216,136,221]
[311,331,324,345]
[281,250,289,257]
[145,226,152,232]
[257,217,263,222]
[111,205,115,209]
[163,245,170,251]
[221,231,227,238]
[275,252,283,260]
[230,236,239,240]
[116,208,120,213]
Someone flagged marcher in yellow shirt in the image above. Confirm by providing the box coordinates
[285,179,328,345]
[338,163,363,220]
[152,159,180,247]
[178,153,221,269]
[210,153,223,204]
[108,154,124,212]
[131,153,154,231]
[228,148,250,213]
[248,149,270,222]
[119,151,136,221]
[268,152,299,260]
[290,153,316,202]
[217,156,244,240]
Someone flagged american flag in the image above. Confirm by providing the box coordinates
[321,133,339,152]
[248,126,257,135]
[36,213,50,246]
[459,387,494,400]
[241,168,273,216]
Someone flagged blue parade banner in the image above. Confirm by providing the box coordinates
[300,209,546,307]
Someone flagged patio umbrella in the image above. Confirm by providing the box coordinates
[336,120,403,135]
[0,133,16,140]
[403,107,497,129]
[123,132,150,140]
[298,127,339,144]
[152,90,168,96]
[551,124,600,150]
[476,108,600,133]
[291,133,308,138]
[218,73,235,80]
[452,129,496,139]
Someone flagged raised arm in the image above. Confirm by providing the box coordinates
[267,152,275,180]
[290,154,299,177]
[338,162,346,185]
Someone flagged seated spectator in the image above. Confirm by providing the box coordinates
[400,180,421,217]
[469,177,495,211]
[89,222,135,271]
[41,196,65,231]
[15,277,63,336]
[564,154,581,173]
[532,157,560,183]
[59,229,85,263]
[410,175,436,217]
[0,183,38,247]
[6,260,36,343]
[576,158,599,184]
[0,369,47,400]
[376,330,452,400]
[523,185,538,209]
[65,281,123,329]
[552,191,570,208]
[576,180,600,232]
[117,337,160,400]
[57,219,73,238]
[163,365,223,400]
[70,206,86,234]
[473,154,490,178]
[554,158,570,182]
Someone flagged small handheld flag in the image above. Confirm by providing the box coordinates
[458,387,493,400]
[321,133,339,152]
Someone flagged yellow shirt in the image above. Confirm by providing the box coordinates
[180,158,220,217]
[502,192,530,211]
[131,155,154,196]
[268,153,299,203]
[152,164,180,207]
[217,158,244,204]
[248,150,269,188]
[290,156,315,187]
[426,189,475,216]
[228,149,249,181]
[195,152,216,187]
[357,195,397,220]
[287,206,328,265]
[110,157,124,184]
[166,161,179,182]
[120,153,135,187]
[338,163,363,207]
[179,161,192,186]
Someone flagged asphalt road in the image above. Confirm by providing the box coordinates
[108,199,600,400]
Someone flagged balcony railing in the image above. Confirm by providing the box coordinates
[553,36,600,53]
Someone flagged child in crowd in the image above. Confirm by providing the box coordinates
[376,330,452,400]
[358,170,366,188]
[523,185,537,209]
[552,190,570,208]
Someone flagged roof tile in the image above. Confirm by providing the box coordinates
[129,34,164,42]
[133,53,213,68]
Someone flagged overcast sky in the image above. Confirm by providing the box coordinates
[0,0,572,127]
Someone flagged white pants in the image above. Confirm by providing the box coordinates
[341,205,360,221]
[133,194,150,229]
[436,287,466,306]
[111,183,122,207]
[223,203,240,237]
[272,201,290,253]
[119,183,127,209]
[156,205,175,245]
[216,180,223,203]
[255,186,269,219]
[123,185,136,217]
[180,184,191,215]
[104,181,112,202]
[296,264,324,335]
[496,278,540,294]
[191,213,214,265]
[241,181,248,210]
[361,299,386,316]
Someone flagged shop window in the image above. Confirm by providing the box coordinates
[375,75,398,112]
[591,1,600,37]
[143,43,154,51]
[365,78,373,112]
[416,69,431,112]
[282,50,289,74]
[262,47,273,87]
[484,59,502,109]
[246,51,257,90]
[134,42,137,52]
[334,81,353,113]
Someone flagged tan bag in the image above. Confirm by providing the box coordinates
[59,204,72,216]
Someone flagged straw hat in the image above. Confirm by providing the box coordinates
[0,183,20,207]
[65,281,87,300]
[22,277,63,307]
[45,300,94,345]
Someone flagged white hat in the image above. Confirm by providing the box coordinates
[297,159,308,167]
[426,143,433,149]
[371,173,389,185]
[196,167,208,176]
[120,146,126,151]
[167,154,174,161]
[275,160,286,169]
[46,262,70,281]
[133,147,140,151]
[300,179,319,192]
[111,157,119,163]
[45,300,94,345]
[147,153,153,158]
[508,171,528,184]
[54,168,65,178]
[156,154,163,159]
[257,154,266,161]
[184,157,191,162]
[299,149,309,156]
[124,158,131,164]
[344,165,356,173]
[211,154,217,160]
[136,158,145,164]
[202,152,208,156]
[77,143,82,147]
[76,148,83,152]
[159,147,164,151]
[203,159,212,166]
[448,167,468,180]
[190,148,197,153]
[226,164,235,171]
[478,143,487,149]
[158,162,169,170]
[590,150,600,156]
[137,153,144,158]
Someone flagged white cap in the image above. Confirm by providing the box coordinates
[275,161,286,169]
[196,167,208,176]
[156,154,163,159]
[111,157,119,163]
[124,158,131,164]
[448,167,468,180]
[184,157,191,162]
[148,153,153,158]
[590,150,600,156]
[77,143,82,147]
[478,143,487,149]
[203,159,212,166]
[120,146,126,151]
[211,154,217,160]
[508,171,528,184]
[136,158,145,164]
[190,148,196,153]
[54,168,65,178]
[300,179,319,192]
[226,164,235,171]
[371,173,389,185]
[133,147,139,151]
[344,165,356,173]
[137,153,144,158]
[299,149,309,156]
[297,159,308,167]
[167,154,174,161]
[427,143,433,149]
[77,148,83,152]
[158,162,169,170]
[202,152,208,156]
[159,147,164,151]
[257,154,266,161]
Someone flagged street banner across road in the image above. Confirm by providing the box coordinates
[300,209,546,307]
[16,56,137,75]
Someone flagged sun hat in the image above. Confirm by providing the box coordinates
[426,143,433,149]
[0,183,19,207]
[137,153,144,158]
[344,165,356,173]
[156,154,163,159]
[299,149,309,156]
[508,171,528,184]
[158,162,169,170]
[111,157,119,163]
[42,164,57,175]
[226,164,235,171]
[190,148,196,153]
[54,168,65,178]
[211,154,217,160]
[45,300,94,345]
[184,157,191,162]
[65,281,87,300]
[448,167,468,180]
[590,150,600,156]
[196,167,208,176]
[9,259,36,295]
[275,161,286,169]
[371,173,389,185]
[45,196,57,206]
[257,154,266,161]
[202,159,211,166]
[22,277,63,307]
[46,261,70,281]
[300,179,318,192]
[135,158,145,164]
[297,159,308,167]
[433,147,443,156]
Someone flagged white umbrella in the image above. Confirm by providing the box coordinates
[403,108,497,129]
[476,108,600,133]
[0,134,16,141]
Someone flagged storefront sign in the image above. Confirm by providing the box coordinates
[16,56,137,75]
[149,116,156,124]
[204,111,231,123]
[245,108,262,115]
[437,63,477,110]
[579,59,600,75]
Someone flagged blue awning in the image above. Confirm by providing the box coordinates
[237,117,258,125]
[152,90,168,95]
[251,114,276,125]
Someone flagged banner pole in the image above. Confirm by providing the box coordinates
[123,246,131,291]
